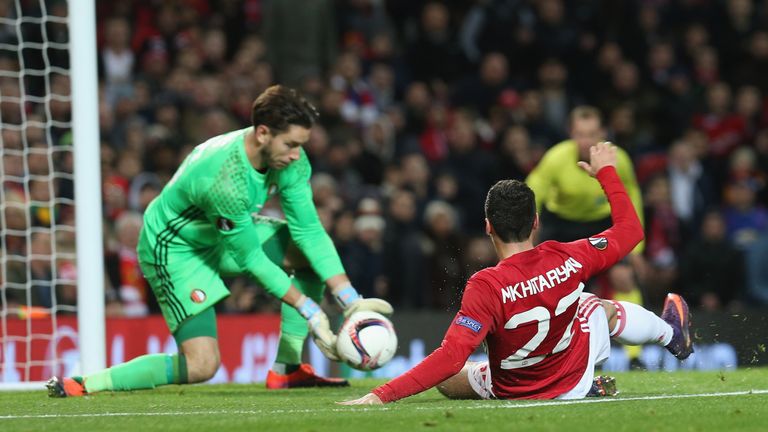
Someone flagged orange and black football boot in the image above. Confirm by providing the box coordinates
[266,364,349,389]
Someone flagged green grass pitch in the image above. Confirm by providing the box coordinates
[1,369,767,431]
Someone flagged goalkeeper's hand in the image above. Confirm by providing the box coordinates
[297,295,340,361]
[343,298,393,318]
[307,311,341,361]
[334,284,393,318]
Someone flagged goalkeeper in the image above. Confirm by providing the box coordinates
[47,85,391,397]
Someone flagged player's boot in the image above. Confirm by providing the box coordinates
[661,293,694,360]
[265,364,349,389]
[46,376,86,398]
[586,375,618,397]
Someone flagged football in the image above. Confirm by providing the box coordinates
[336,311,398,371]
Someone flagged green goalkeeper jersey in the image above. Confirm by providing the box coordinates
[138,127,345,299]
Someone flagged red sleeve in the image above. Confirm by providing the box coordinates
[567,166,645,278]
[372,278,498,403]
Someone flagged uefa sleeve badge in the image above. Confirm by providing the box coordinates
[588,237,608,250]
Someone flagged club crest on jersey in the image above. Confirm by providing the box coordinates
[190,289,207,304]
[217,217,235,231]
[455,316,482,333]
[268,183,278,196]
[588,237,608,250]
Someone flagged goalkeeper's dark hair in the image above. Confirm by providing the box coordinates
[251,85,319,133]
[484,179,536,243]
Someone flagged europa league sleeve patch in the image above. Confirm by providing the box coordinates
[455,315,483,333]
[217,217,235,232]
[588,237,608,250]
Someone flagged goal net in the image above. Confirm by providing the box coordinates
[0,0,103,390]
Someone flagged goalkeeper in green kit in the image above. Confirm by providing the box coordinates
[47,85,392,397]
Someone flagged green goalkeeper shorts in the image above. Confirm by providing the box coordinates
[138,215,290,334]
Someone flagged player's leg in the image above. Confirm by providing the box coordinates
[269,243,348,388]
[46,345,189,397]
[558,294,615,399]
[254,220,310,371]
[174,306,220,383]
[272,236,315,371]
[602,293,693,360]
[46,307,219,397]
[436,361,491,400]
[46,351,189,398]
[273,266,320,369]
[240,216,347,388]
[88,294,223,392]
[47,247,228,397]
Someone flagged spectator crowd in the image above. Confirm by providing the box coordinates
[2,0,768,317]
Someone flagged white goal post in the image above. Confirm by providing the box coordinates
[0,0,104,390]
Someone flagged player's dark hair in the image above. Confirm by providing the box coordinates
[484,179,536,243]
[251,85,319,133]
[569,105,602,127]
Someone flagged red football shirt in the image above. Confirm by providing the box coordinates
[373,166,643,402]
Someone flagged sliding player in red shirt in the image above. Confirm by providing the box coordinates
[341,141,693,404]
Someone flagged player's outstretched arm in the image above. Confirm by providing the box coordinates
[339,278,492,405]
[278,155,393,318]
[572,141,644,274]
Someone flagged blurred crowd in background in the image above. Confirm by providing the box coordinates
[2,0,768,318]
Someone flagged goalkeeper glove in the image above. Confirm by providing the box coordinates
[334,285,393,318]
[297,295,340,361]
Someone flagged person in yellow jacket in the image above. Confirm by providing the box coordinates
[526,105,647,367]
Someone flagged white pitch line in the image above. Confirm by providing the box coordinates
[1,389,767,420]
[453,389,768,410]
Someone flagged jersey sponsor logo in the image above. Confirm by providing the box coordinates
[190,289,207,304]
[501,257,583,303]
[455,315,483,333]
[588,237,608,250]
[217,217,235,231]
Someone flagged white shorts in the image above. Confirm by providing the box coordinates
[467,293,611,400]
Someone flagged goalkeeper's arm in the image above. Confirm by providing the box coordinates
[326,274,393,317]
[279,154,392,316]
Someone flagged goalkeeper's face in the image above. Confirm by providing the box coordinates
[262,125,311,169]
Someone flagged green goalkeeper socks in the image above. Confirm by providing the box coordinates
[274,270,324,367]
[83,353,188,393]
